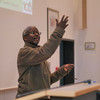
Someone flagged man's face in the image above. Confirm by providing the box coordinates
[24,27,40,45]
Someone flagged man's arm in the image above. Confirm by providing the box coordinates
[19,15,69,65]
[50,64,74,84]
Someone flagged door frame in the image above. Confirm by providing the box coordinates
[60,38,75,86]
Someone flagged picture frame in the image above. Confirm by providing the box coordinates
[85,42,95,50]
[47,8,59,39]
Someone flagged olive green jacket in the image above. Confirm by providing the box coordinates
[17,26,68,95]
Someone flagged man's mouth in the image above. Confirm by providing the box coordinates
[34,37,40,41]
[35,39,39,41]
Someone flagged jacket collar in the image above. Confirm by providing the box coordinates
[24,42,40,48]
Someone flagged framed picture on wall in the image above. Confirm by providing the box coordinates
[85,42,95,50]
[47,8,59,39]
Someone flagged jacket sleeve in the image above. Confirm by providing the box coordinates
[50,66,69,84]
[18,26,65,66]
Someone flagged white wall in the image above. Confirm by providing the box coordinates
[0,0,100,100]
[74,0,100,83]
[0,0,47,89]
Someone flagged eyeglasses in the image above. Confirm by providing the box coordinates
[24,31,41,36]
[29,32,41,35]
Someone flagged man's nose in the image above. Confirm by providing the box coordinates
[34,33,39,35]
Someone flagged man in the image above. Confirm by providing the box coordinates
[16,15,74,97]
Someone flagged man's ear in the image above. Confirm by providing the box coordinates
[23,37,27,41]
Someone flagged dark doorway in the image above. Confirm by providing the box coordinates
[60,39,74,86]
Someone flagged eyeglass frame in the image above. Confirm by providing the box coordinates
[24,31,41,37]
[29,32,41,35]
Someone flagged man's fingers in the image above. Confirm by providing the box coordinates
[64,64,74,72]
[64,24,69,28]
[65,64,74,69]
[61,15,68,22]
[64,16,69,21]
[61,15,65,21]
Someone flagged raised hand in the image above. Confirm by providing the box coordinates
[56,15,69,29]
